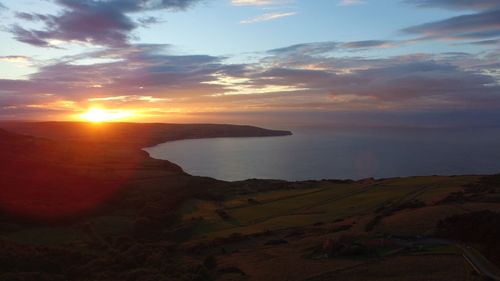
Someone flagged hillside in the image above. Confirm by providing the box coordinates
[0,122,292,148]
[0,127,186,221]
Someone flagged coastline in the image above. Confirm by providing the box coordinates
[142,126,500,182]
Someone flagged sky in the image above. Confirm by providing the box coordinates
[0,0,499,127]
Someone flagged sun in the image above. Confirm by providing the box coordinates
[80,108,131,122]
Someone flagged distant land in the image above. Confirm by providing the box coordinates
[0,121,292,148]
[0,122,499,281]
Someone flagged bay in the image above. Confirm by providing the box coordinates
[144,127,500,181]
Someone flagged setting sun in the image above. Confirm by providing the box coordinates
[80,108,132,122]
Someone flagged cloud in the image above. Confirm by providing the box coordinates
[0,55,30,63]
[87,95,167,102]
[469,38,500,45]
[404,0,500,11]
[14,12,52,21]
[339,40,396,49]
[338,0,365,6]
[9,0,202,47]
[402,8,500,41]
[137,16,165,27]
[337,61,498,102]
[240,11,296,24]
[402,0,500,44]
[269,42,339,56]
[231,0,287,6]
[269,40,397,56]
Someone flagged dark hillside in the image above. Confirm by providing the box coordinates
[0,122,292,148]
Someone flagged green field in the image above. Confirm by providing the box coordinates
[181,176,480,239]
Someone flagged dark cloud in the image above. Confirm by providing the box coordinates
[469,38,500,45]
[342,61,499,103]
[402,0,500,44]
[137,16,164,27]
[269,42,338,56]
[405,0,500,11]
[114,0,203,11]
[0,55,30,61]
[402,8,500,41]
[339,40,395,49]
[10,25,53,47]
[15,12,52,21]
[10,0,202,47]
[0,105,74,120]
[269,40,397,56]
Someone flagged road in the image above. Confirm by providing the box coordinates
[413,237,500,281]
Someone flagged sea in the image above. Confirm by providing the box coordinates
[144,127,500,181]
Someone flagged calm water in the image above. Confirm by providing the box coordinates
[144,127,500,181]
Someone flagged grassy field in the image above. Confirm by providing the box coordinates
[181,175,481,239]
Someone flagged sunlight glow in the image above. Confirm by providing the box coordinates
[80,108,132,122]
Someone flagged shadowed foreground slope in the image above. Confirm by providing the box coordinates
[0,128,185,220]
